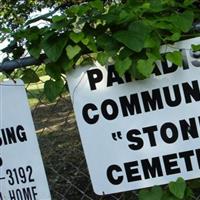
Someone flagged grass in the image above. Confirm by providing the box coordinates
[26,75,49,107]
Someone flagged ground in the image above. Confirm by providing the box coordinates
[30,93,137,200]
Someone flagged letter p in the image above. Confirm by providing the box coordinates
[87,68,103,90]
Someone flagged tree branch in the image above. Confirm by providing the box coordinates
[0,54,46,72]
[0,22,200,72]
[24,2,79,26]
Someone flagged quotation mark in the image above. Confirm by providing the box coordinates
[112,132,122,141]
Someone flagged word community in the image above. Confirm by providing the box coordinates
[82,79,200,124]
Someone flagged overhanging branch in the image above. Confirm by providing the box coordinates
[0,22,200,72]
[24,2,81,26]
[0,54,46,72]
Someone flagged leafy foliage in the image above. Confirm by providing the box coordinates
[0,0,199,130]
[139,186,163,200]
[1,0,200,197]
[1,0,200,100]
[169,177,186,199]
[138,178,193,200]
[166,51,183,66]
[0,0,199,107]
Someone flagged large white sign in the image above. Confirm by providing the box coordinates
[67,37,200,195]
[0,80,51,200]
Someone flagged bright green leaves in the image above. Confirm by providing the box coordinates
[4,0,199,104]
[113,21,151,52]
[167,11,194,33]
[115,57,132,76]
[169,178,186,199]
[138,178,189,200]
[97,52,109,65]
[139,186,163,200]
[166,51,183,66]
[113,29,142,52]
[192,44,200,51]
[44,79,64,102]
[136,58,155,77]
[89,0,103,11]
[66,45,81,60]
[21,69,40,83]
[69,32,85,43]
[52,15,66,23]
[165,33,181,42]
[42,33,68,62]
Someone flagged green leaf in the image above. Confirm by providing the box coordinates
[139,186,163,200]
[59,54,74,72]
[114,30,144,52]
[97,34,119,51]
[89,0,103,11]
[115,57,132,76]
[25,27,40,42]
[113,21,151,52]
[69,32,85,43]
[165,33,181,42]
[191,44,200,52]
[42,33,68,62]
[67,5,80,15]
[77,4,90,15]
[118,48,133,60]
[169,177,186,199]
[146,48,161,60]
[52,15,66,23]
[166,51,183,66]
[21,69,40,83]
[184,187,194,200]
[44,79,64,102]
[136,58,155,77]
[168,11,194,32]
[66,45,81,59]
[28,42,41,59]
[97,52,109,65]
[144,34,160,48]
[45,63,61,80]
[82,37,90,45]
[1,28,11,33]
[87,39,97,52]
[161,191,179,200]
[183,0,195,7]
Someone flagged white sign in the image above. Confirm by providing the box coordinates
[0,80,51,200]
[67,37,200,195]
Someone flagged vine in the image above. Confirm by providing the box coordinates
[1,0,200,102]
[1,0,200,199]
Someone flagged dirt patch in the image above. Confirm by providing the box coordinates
[32,95,137,200]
